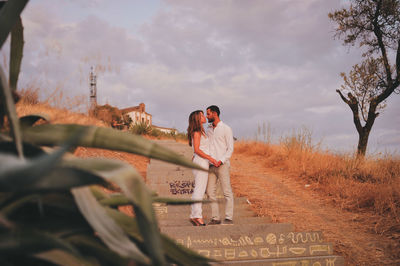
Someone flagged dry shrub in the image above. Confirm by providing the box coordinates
[18,87,40,105]
[14,86,104,126]
[42,87,85,110]
[235,141,274,156]
[18,86,89,113]
[16,101,106,127]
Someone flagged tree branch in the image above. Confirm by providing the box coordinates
[336,90,363,134]
[396,38,400,83]
[336,89,351,105]
[365,101,379,131]
[373,0,393,87]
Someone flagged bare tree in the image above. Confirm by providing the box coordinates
[329,0,400,156]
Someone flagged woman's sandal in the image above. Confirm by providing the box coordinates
[190,218,206,226]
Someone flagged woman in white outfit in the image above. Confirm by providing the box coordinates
[187,110,218,226]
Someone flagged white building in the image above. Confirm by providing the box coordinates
[152,125,178,135]
[121,103,152,126]
[121,103,178,134]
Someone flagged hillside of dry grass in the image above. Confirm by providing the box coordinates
[234,140,400,230]
[16,102,106,127]
[232,140,400,265]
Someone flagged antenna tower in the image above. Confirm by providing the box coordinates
[89,66,97,114]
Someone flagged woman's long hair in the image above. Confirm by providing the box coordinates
[187,110,205,146]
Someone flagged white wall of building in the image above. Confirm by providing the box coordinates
[127,111,152,125]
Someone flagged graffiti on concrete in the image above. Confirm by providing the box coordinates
[168,180,194,195]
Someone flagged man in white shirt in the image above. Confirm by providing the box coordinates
[205,105,234,225]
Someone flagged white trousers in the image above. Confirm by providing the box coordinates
[207,163,234,221]
[190,155,209,219]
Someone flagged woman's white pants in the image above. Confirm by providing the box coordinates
[190,156,209,219]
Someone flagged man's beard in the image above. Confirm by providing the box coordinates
[208,118,214,123]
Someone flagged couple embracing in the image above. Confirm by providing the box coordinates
[187,105,234,226]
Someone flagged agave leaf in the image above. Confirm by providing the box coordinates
[0,0,28,48]
[0,150,105,192]
[129,185,166,265]
[0,194,38,217]
[22,124,205,171]
[71,187,150,265]
[89,186,108,201]
[153,197,209,205]
[66,235,130,266]
[9,16,23,91]
[7,199,92,238]
[0,213,14,230]
[99,194,130,207]
[0,192,78,218]
[65,158,166,265]
[19,114,49,129]
[35,249,94,266]
[105,207,211,266]
[0,128,108,191]
[0,132,12,142]
[0,230,80,256]
[0,67,23,158]
[64,158,155,221]
[0,140,45,158]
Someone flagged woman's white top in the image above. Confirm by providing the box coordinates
[193,133,210,159]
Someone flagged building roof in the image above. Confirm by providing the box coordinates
[121,106,152,116]
[120,106,140,113]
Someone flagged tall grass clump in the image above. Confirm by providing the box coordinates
[130,122,152,135]
[0,1,210,265]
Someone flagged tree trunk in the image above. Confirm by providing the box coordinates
[357,128,371,156]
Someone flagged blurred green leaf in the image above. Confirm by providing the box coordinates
[99,194,130,207]
[65,157,166,265]
[0,230,79,256]
[0,133,12,142]
[20,114,49,129]
[35,249,94,266]
[0,128,108,191]
[105,207,211,266]
[0,67,23,158]
[0,194,38,217]
[153,197,210,205]
[66,235,130,266]
[89,186,108,201]
[0,147,105,192]
[128,182,166,265]
[0,0,28,48]
[9,16,23,91]
[71,187,150,265]
[22,124,206,171]
[0,141,45,158]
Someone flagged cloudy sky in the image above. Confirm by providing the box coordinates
[1,0,400,155]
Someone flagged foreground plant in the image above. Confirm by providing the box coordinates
[0,1,209,265]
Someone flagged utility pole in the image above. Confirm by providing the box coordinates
[89,66,97,115]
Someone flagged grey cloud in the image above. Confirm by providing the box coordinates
[12,0,400,155]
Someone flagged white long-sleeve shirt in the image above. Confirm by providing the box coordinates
[207,121,234,165]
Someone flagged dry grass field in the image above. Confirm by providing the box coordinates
[14,94,400,265]
[232,140,400,265]
[234,140,400,225]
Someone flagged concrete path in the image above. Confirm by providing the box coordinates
[148,140,344,265]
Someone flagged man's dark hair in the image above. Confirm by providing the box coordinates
[207,105,220,116]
